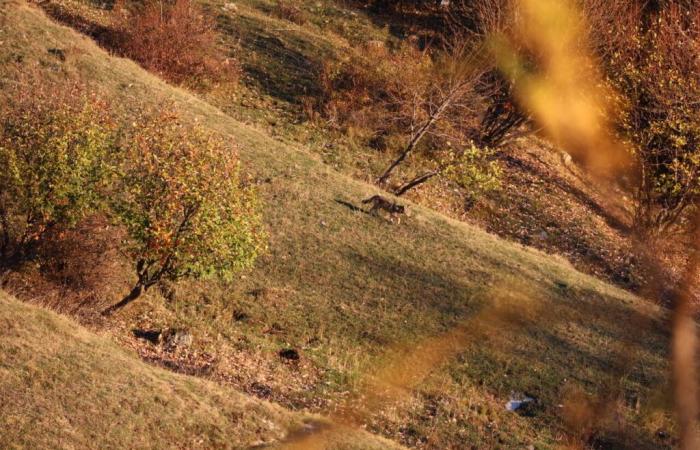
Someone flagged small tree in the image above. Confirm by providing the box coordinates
[374,40,487,186]
[606,4,700,236]
[317,14,524,199]
[102,110,266,315]
[374,40,510,199]
[0,78,114,265]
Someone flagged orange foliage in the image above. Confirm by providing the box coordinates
[112,0,238,86]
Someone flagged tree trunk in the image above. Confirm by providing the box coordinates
[376,123,433,186]
[394,170,440,196]
[101,283,144,316]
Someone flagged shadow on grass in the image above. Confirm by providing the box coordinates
[40,3,123,48]
[452,282,669,449]
[219,13,325,105]
[501,153,631,235]
[341,247,491,325]
[340,1,451,44]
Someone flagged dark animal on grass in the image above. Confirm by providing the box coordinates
[362,195,406,222]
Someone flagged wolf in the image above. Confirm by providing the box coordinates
[362,195,406,221]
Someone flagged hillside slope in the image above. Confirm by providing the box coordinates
[0,291,404,450]
[0,2,676,449]
[37,0,657,290]
[0,290,296,449]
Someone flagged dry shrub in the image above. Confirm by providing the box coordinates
[112,0,238,86]
[38,215,128,304]
[318,39,502,197]
[317,41,431,136]
[1,215,131,317]
[274,0,307,25]
[600,3,700,236]
[578,0,642,61]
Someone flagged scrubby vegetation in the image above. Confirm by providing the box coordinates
[41,0,238,87]
[604,4,700,237]
[0,75,114,266]
[112,0,239,86]
[315,38,512,201]
[356,0,700,239]
[0,71,264,315]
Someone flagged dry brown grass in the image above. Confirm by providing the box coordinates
[0,291,404,450]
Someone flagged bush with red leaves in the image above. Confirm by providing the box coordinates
[113,0,237,86]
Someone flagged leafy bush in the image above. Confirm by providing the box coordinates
[102,109,266,314]
[112,0,238,86]
[0,79,115,264]
[444,144,502,205]
[604,4,700,236]
[0,72,264,314]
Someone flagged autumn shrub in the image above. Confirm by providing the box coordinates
[0,78,115,266]
[112,0,238,86]
[0,72,263,314]
[603,4,700,236]
[102,108,266,314]
[317,41,412,133]
[447,0,699,234]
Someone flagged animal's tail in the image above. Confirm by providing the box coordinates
[334,199,364,213]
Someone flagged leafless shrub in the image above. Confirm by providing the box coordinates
[318,36,507,197]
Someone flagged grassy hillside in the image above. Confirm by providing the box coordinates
[0,290,297,449]
[0,1,677,449]
[206,0,648,290]
[37,0,654,289]
[0,291,404,449]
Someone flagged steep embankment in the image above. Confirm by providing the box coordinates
[0,2,675,449]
